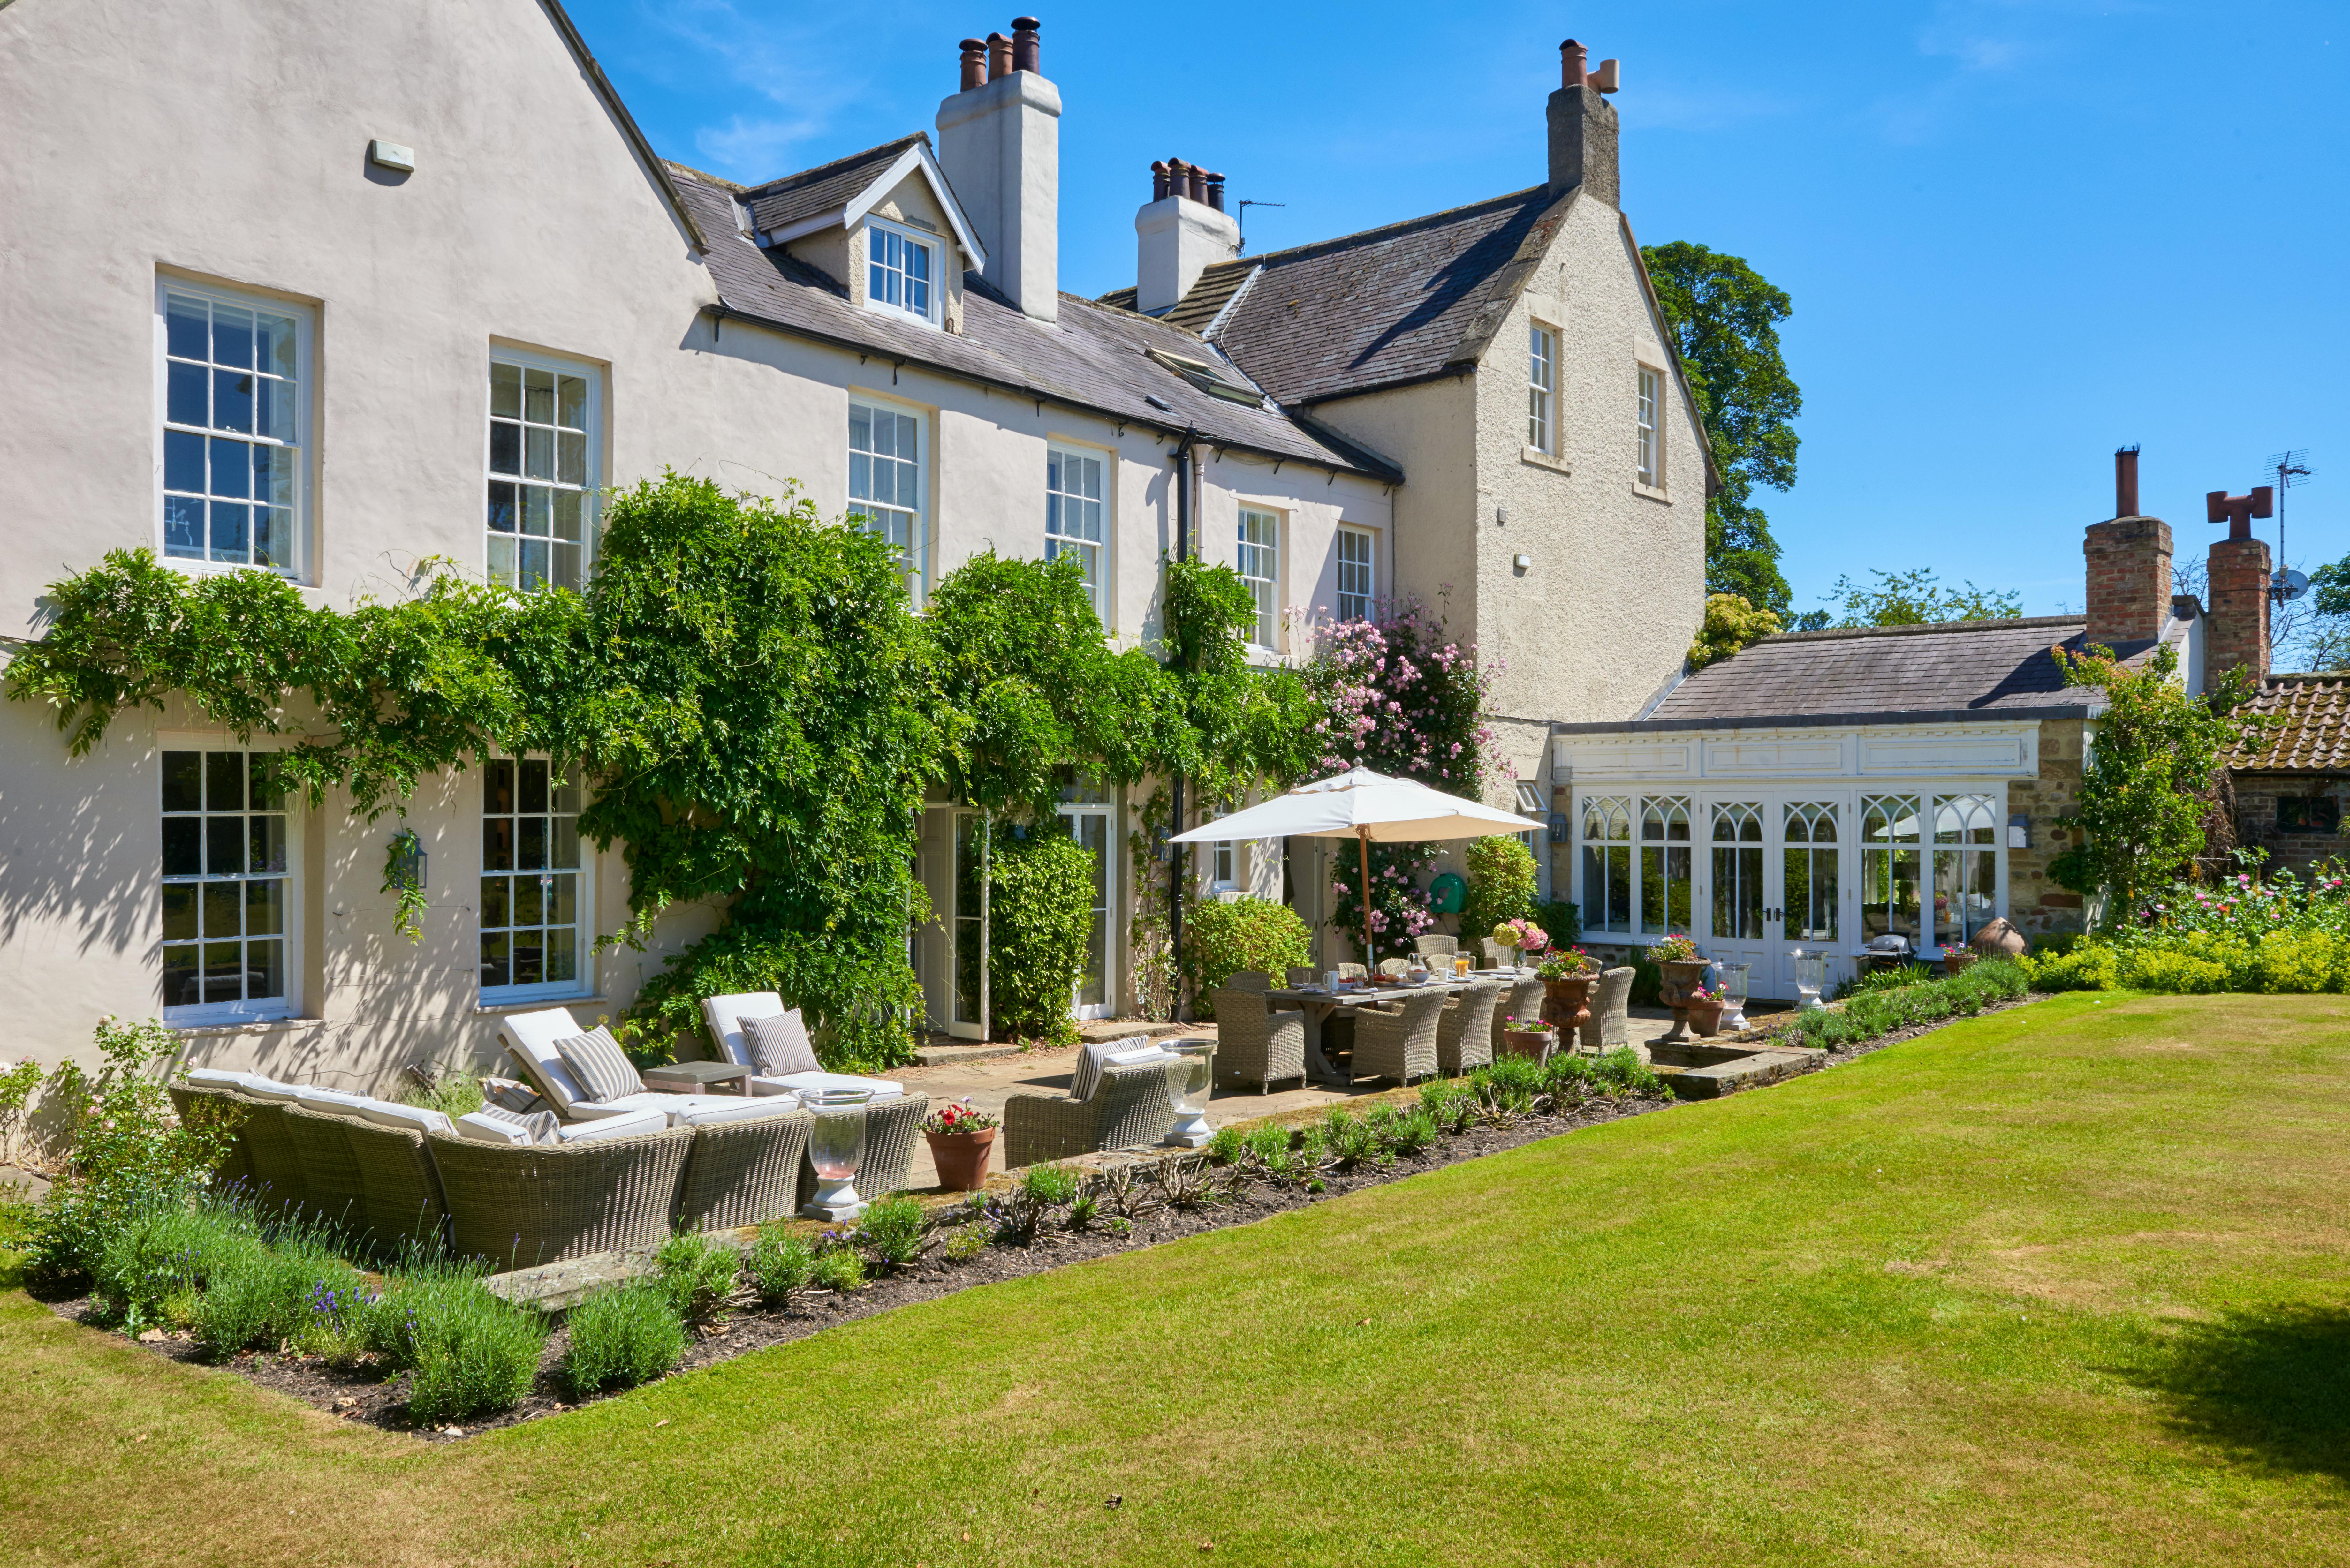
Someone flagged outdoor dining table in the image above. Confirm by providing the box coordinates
[1265,970,1535,1085]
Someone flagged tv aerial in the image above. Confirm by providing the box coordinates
[2267,449,2313,604]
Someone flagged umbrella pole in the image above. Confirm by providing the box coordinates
[1358,827,1374,973]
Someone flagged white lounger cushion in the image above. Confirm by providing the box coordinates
[184,1067,267,1093]
[759,1072,904,1100]
[234,1077,306,1103]
[497,1006,599,1113]
[351,1100,457,1138]
[558,1106,669,1144]
[454,1110,535,1146]
[293,1085,373,1112]
[674,1095,804,1128]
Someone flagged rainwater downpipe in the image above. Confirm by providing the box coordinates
[1169,430,1198,1022]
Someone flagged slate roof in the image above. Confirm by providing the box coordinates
[738,135,927,235]
[1556,615,2120,733]
[1099,186,1571,406]
[667,166,1399,479]
[2227,676,2350,772]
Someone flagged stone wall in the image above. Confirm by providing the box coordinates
[2233,773,2350,878]
[2007,717,2089,937]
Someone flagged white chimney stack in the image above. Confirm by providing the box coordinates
[1134,159,1239,316]
[936,17,1060,323]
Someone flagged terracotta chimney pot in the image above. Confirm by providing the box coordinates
[1560,38,1588,88]
[1011,16,1041,73]
[986,31,1011,80]
[958,38,987,92]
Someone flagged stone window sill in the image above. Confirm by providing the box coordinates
[477,994,608,1017]
[1520,445,1572,475]
[1633,481,1672,503]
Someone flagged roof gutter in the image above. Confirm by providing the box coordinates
[699,302,1401,484]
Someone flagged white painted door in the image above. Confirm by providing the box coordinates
[1776,797,1846,998]
[1058,799,1116,1019]
[948,810,986,1040]
[1703,798,1775,994]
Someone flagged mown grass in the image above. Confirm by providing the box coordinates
[5,991,2349,1565]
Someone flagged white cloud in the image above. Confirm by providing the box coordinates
[636,0,872,180]
[694,114,830,179]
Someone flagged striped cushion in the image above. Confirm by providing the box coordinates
[1067,1042,1171,1104]
[742,1010,822,1078]
[484,1104,561,1145]
[553,1027,642,1104]
[481,1075,545,1114]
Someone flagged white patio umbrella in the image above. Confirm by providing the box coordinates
[1171,767,1547,970]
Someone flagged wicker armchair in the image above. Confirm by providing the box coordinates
[1222,970,1272,992]
[1378,957,1413,978]
[1437,978,1503,1075]
[430,1124,694,1271]
[1003,1060,1184,1168]
[1210,988,1307,1094]
[1414,934,1459,958]
[1582,966,1636,1052]
[1351,989,1446,1086]
[675,1108,812,1232]
[1494,976,1547,1051]
[278,1103,450,1254]
[794,1091,925,1206]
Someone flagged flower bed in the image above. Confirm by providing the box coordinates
[2024,863,2350,994]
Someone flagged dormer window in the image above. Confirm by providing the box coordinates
[866,219,939,326]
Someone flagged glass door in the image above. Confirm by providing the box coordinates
[1058,791,1116,1019]
[1705,799,1773,993]
[949,811,986,1039]
[1777,799,1844,998]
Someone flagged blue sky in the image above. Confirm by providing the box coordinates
[568,0,2349,634]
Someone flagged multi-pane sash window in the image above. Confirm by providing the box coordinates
[1581,796,1632,934]
[480,757,584,998]
[1784,801,1841,943]
[1862,794,1923,943]
[1336,528,1375,622]
[1238,508,1279,647]
[1934,794,1998,949]
[1211,841,1235,888]
[161,750,290,1018]
[1711,802,1765,941]
[867,223,936,321]
[1639,797,1692,935]
[161,287,305,574]
[486,358,593,592]
[1528,326,1556,453]
[850,401,924,597]
[1046,447,1105,616]
[1636,366,1661,487]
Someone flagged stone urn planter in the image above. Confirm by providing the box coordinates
[1658,958,1711,1043]
[1541,974,1595,1037]
[924,1127,997,1193]
[1500,1025,1557,1063]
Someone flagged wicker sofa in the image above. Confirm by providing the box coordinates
[430,1123,696,1273]
[1002,1059,1185,1168]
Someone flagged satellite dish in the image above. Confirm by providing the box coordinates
[2276,568,2311,603]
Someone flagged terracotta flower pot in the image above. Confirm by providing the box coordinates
[1942,948,1978,977]
[1686,997,1724,1037]
[1501,1027,1556,1063]
[925,1127,997,1192]
[1541,974,1594,1036]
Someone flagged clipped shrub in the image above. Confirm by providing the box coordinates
[2256,929,2350,994]
[362,1255,548,1422]
[1459,837,1538,955]
[745,1227,816,1302]
[854,1195,928,1270]
[653,1231,740,1324]
[2024,944,2120,992]
[563,1279,686,1398]
[1180,897,1313,1019]
[986,828,1096,1046]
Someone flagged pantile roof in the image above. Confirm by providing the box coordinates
[2227,676,2350,772]
[1100,186,1572,406]
[1559,615,2122,732]
[668,165,1399,480]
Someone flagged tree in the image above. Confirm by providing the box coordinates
[1686,592,1783,671]
[2050,641,2251,924]
[2301,554,2350,670]
[1642,241,1801,620]
[1816,567,2021,628]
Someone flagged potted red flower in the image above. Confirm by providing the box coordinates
[1685,982,1725,1038]
[921,1098,1001,1192]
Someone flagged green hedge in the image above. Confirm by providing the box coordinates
[2024,928,2350,995]
[986,829,1096,1047]
[1181,896,1312,1019]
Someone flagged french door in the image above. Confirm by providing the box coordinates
[1058,795,1116,1020]
[1700,795,1845,999]
[948,810,987,1039]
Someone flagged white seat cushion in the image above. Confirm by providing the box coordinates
[497,1006,595,1114]
[557,1107,669,1144]
[184,1067,264,1093]
[454,1110,535,1146]
[766,1071,903,1100]
[701,991,785,1071]
[292,1085,372,1112]
[235,1077,305,1103]
[351,1100,456,1138]
[675,1095,804,1128]
[593,1090,767,1127]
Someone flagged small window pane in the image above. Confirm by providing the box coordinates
[162,885,198,941]
[521,486,550,537]
[520,758,549,814]
[247,814,286,875]
[162,818,202,878]
[485,758,515,813]
[548,874,577,926]
[167,361,209,427]
[524,368,555,424]
[208,502,250,561]
[479,931,510,989]
[206,818,242,879]
[487,536,518,585]
[489,422,521,475]
[491,362,522,419]
[212,368,253,434]
[255,312,299,379]
[203,881,241,938]
[480,876,509,928]
[515,873,544,928]
[557,375,587,429]
[244,878,283,936]
[518,817,546,870]
[545,933,578,984]
[246,939,284,1000]
[487,481,518,534]
[551,817,579,869]
[211,305,254,370]
[483,817,514,872]
[163,946,200,1007]
[557,430,586,485]
[205,751,243,812]
[163,752,203,813]
[208,437,251,499]
[163,497,205,557]
[552,491,582,543]
[166,294,209,360]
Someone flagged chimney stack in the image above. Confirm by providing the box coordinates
[938,15,1062,321]
[2083,446,2172,650]
[1134,152,1239,315]
[2206,485,2274,682]
[1547,37,1622,205]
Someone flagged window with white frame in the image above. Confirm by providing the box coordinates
[866,220,938,325]
[1639,796,1692,935]
[160,283,307,576]
[1636,366,1661,488]
[1528,325,1556,453]
[161,749,292,1021]
[1237,508,1279,647]
[1933,794,1998,949]
[1580,795,1633,934]
[1862,794,1923,944]
[480,756,586,999]
[1046,446,1106,617]
[486,356,595,591]
[850,400,925,599]
[1336,527,1375,622]
[1211,841,1235,889]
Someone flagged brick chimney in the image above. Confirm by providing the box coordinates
[1134,155,1239,315]
[1547,39,1621,205]
[937,17,1060,321]
[2206,483,2275,683]
[2082,448,2171,649]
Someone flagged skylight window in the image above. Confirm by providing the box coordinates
[1145,347,1263,406]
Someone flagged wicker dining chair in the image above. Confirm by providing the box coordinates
[1437,978,1503,1076]
[1002,1060,1184,1168]
[430,1123,694,1272]
[1581,966,1637,1052]
[1350,988,1446,1086]
[1493,975,1548,1052]
[1211,988,1307,1094]
[1222,970,1272,992]
[1377,957,1414,978]
[1338,963,1368,981]
[1414,934,1459,958]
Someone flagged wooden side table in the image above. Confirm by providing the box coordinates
[641,1060,754,1096]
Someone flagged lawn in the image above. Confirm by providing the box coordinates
[6,991,2350,1566]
